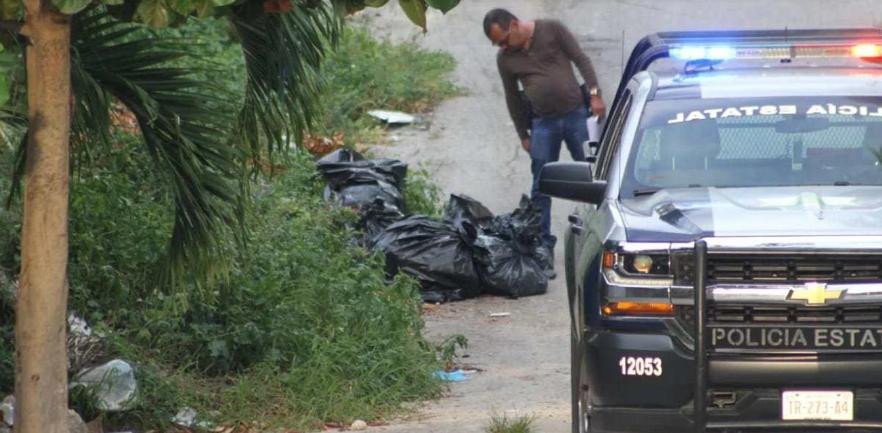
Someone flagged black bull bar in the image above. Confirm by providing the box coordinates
[691,240,882,432]
[693,240,710,433]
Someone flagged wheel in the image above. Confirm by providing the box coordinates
[571,326,591,433]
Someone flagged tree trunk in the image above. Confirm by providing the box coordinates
[14,1,71,432]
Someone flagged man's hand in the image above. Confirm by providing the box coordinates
[521,137,531,152]
[590,95,606,120]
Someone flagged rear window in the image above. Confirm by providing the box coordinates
[621,96,882,197]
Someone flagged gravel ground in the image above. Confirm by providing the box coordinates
[362,2,882,432]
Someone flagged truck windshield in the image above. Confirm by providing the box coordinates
[622,96,882,197]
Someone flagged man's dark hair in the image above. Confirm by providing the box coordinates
[483,8,518,37]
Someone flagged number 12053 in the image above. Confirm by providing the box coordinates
[618,356,662,376]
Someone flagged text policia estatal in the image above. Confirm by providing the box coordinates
[712,327,882,349]
[667,104,882,124]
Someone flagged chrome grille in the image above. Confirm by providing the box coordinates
[673,253,882,284]
[678,305,882,326]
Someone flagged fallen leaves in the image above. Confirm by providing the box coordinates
[303,131,345,157]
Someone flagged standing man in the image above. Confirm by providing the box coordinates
[484,8,605,264]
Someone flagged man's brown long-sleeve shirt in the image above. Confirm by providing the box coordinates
[497,19,599,139]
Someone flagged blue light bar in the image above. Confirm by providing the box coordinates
[669,45,737,60]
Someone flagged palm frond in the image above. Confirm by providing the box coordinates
[71,7,241,286]
[230,0,342,162]
[1,33,27,208]
[4,130,26,209]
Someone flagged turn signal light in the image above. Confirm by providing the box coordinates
[602,302,675,316]
[602,251,616,269]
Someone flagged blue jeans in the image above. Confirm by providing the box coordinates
[530,106,589,250]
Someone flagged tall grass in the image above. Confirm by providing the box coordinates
[77,151,444,431]
[485,413,536,433]
[312,27,461,146]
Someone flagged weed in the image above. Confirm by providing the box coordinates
[485,412,537,433]
[91,153,442,431]
[69,384,104,423]
[436,334,468,371]
[403,167,444,217]
[0,323,11,393]
[313,27,461,146]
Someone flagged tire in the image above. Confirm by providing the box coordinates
[571,326,591,433]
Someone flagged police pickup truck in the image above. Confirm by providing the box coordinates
[538,29,882,433]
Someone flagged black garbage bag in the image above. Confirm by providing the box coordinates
[337,181,403,209]
[316,149,408,210]
[317,148,365,164]
[443,194,494,228]
[371,158,408,188]
[374,216,483,301]
[483,195,553,273]
[475,234,548,298]
[535,242,554,272]
[317,157,407,191]
[420,285,471,303]
[358,199,405,248]
[486,195,542,242]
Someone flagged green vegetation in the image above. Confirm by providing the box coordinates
[64,148,441,430]
[403,167,444,218]
[312,27,460,146]
[485,413,537,433]
[0,15,457,432]
[435,334,468,370]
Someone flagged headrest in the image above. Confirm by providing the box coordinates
[659,120,721,161]
[863,122,882,149]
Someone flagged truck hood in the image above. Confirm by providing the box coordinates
[619,186,882,242]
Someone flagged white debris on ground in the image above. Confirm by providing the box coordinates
[172,406,215,429]
[368,110,416,125]
[67,314,106,373]
[70,359,137,411]
[68,314,92,337]
[1,395,13,429]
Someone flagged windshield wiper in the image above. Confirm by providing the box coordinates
[632,184,704,197]
[632,188,661,197]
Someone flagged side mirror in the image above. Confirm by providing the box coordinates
[538,162,607,205]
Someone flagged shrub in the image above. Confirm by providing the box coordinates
[105,152,440,429]
[67,133,175,327]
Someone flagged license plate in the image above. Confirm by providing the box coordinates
[781,390,853,421]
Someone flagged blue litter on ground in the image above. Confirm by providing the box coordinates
[434,369,468,382]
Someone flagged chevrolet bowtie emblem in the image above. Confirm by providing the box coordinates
[787,282,844,305]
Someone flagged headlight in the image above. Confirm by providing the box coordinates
[609,253,671,275]
[602,248,673,286]
[632,255,654,273]
[601,244,675,316]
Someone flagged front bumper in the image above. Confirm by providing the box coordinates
[586,331,882,433]
[591,395,882,433]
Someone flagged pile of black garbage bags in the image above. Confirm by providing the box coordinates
[317,149,551,303]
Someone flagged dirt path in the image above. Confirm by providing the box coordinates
[363,2,882,432]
